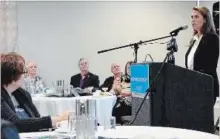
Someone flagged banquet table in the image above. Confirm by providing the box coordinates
[214,97,220,127]
[32,95,117,125]
[19,126,218,139]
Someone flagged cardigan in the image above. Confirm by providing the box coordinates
[1,87,52,132]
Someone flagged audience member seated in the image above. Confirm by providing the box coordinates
[100,63,122,92]
[70,58,99,91]
[1,119,20,139]
[1,52,69,132]
[112,61,134,124]
[22,61,45,95]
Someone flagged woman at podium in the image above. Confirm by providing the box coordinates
[185,6,219,102]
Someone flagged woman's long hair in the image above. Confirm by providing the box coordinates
[192,6,216,35]
[188,6,216,47]
[124,61,134,82]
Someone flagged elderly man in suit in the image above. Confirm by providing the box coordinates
[70,58,99,90]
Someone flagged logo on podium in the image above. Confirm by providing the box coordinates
[130,64,149,95]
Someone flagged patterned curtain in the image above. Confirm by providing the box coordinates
[0,1,18,53]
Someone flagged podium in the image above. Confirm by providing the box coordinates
[131,62,214,133]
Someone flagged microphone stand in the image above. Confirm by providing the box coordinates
[129,50,174,125]
[129,33,179,125]
[97,29,182,124]
[98,35,173,63]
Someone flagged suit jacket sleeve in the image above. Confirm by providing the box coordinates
[100,77,114,91]
[93,75,100,88]
[70,76,75,87]
[198,34,219,73]
[1,98,52,132]
[70,75,79,88]
[100,78,110,88]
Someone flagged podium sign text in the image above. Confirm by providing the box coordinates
[130,64,149,95]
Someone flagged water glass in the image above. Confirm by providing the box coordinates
[68,112,76,134]
[104,116,116,130]
[55,80,64,95]
[64,85,74,96]
[75,116,97,139]
[102,87,108,92]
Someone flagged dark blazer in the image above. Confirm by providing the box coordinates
[1,87,52,132]
[100,76,115,92]
[185,33,219,100]
[70,72,99,89]
[100,76,126,92]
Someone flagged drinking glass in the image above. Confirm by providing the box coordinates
[104,116,116,130]
[75,116,97,139]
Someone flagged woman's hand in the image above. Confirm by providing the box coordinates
[111,77,122,95]
[113,85,122,95]
[51,111,70,127]
[59,111,70,121]
[120,90,131,97]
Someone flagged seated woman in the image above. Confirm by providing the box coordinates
[22,61,45,95]
[111,61,134,124]
[1,52,69,132]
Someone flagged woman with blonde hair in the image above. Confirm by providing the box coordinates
[22,61,45,95]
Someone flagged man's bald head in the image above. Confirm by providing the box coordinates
[111,63,121,75]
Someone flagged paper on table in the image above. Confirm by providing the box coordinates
[21,135,71,139]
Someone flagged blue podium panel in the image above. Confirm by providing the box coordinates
[130,63,149,95]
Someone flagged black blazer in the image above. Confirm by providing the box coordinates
[70,72,99,89]
[100,75,130,92]
[185,33,219,100]
[100,76,115,92]
[1,87,52,132]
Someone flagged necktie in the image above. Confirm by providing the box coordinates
[80,78,84,88]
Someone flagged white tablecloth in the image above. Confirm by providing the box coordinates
[32,95,116,125]
[19,126,218,139]
[214,97,219,126]
[98,126,218,139]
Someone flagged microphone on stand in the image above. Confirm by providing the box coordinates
[170,25,188,36]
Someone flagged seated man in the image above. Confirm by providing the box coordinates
[100,63,122,92]
[70,58,99,90]
[111,61,133,124]
[22,61,45,95]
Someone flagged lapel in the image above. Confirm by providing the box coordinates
[1,87,16,111]
[185,40,196,68]
[185,35,205,69]
[193,35,205,59]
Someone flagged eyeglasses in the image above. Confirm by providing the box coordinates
[79,62,88,66]
[113,65,119,68]
[29,66,37,69]
[20,68,27,75]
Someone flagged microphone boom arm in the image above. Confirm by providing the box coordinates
[97,35,172,63]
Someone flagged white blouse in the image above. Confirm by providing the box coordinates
[187,34,203,70]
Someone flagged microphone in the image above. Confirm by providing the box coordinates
[170,25,188,36]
